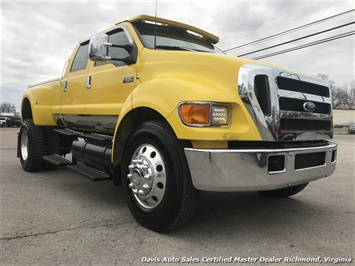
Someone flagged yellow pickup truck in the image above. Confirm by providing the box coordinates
[18,14,337,232]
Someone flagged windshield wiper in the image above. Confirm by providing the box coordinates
[155,45,194,51]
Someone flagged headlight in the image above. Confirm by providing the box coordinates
[178,102,231,127]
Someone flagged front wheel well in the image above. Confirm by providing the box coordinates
[21,98,33,120]
[113,107,167,165]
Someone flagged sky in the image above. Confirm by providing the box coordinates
[1,0,354,112]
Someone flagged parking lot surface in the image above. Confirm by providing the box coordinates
[1,127,354,265]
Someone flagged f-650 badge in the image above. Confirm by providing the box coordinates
[123,76,134,83]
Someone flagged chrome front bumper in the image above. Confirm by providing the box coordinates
[184,142,337,192]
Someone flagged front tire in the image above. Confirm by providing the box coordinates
[122,121,199,232]
[259,183,308,198]
[19,119,45,172]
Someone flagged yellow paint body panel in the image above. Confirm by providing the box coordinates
[131,48,263,141]
[23,80,61,126]
[22,15,283,157]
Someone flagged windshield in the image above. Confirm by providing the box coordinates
[133,22,224,54]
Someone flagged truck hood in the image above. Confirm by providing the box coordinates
[138,48,273,92]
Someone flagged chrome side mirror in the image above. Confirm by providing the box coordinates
[88,33,134,63]
[89,34,110,61]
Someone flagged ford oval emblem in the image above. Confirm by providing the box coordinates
[303,101,316,112]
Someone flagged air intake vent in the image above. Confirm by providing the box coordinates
[254,75,271,115]
[280,119,332,131]
[279,97,331,114]
[277,76,330,97]
[295,152,326,170]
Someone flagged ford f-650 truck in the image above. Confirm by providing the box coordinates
[18,15,337,232]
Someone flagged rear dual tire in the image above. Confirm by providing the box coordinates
[19,119,45,172]
[19,119,58,172]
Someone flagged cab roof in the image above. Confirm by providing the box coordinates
[118,14,219,44]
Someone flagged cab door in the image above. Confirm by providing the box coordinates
[61,41,90,128]
[86,28,138,132]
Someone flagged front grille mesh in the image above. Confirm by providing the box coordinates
[275,76,332,136]
[279,97,331,114]
[277,76,330,97]
[280,119,332,132]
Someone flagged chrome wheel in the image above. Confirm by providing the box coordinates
[127,144,167,210]
[122,121,199,232]
[20,129,29,161]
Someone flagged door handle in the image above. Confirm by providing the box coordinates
[86,76,91,89]
[63,81,68,92]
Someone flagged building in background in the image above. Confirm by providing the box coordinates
[333,109,355,126]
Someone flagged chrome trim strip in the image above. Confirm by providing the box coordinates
[279,111,332,120]
[238,65,277,141]
[278,90,332,104]
[186,142,337,154]
[184,142,337,192]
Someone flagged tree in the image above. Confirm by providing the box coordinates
[346,86,355,109]
[0,102,16,113]
[316,74,350,109]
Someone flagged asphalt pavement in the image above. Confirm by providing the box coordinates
[1,127,354,266]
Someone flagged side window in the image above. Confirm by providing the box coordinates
[95,28,131,67]
[108,29,130,59]
[70,43,89,72]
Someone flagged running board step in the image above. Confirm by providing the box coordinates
[54,128,79,137]
[54,128,112,142]
[43,154,73,166]
[79,133,113,142]
[67,162,111,182]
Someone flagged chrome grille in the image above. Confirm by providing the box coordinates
[238,65,333,141]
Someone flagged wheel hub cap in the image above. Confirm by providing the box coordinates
[127,144,166,209]
[20,129,29,161]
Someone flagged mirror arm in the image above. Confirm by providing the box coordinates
[108,55,131,61]
[104,42,133,52]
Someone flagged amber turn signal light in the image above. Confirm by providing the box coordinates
[178,102,231,127]
[179,104,211,126]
